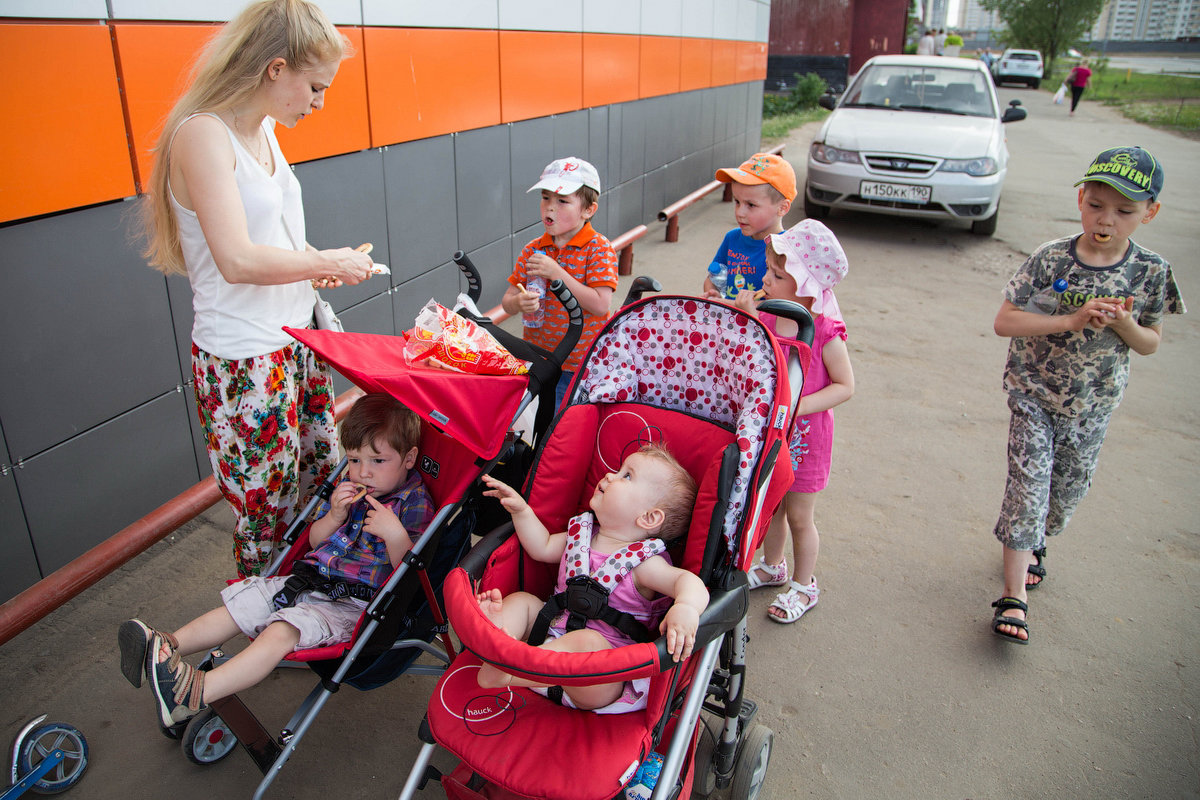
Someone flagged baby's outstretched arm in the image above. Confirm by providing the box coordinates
[481,474,566,563]
[636,557,710,662]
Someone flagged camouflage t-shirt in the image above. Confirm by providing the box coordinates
[1002,234,1185,417]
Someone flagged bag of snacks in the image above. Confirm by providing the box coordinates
[403,299,530,375]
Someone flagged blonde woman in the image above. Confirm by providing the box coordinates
[141,0,374,577]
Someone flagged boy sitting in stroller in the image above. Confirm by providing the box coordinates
[476,443,708,712]
[117,393,434,728]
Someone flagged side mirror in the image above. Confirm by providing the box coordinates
[1002,106,1027,123]
[819,94,837,110]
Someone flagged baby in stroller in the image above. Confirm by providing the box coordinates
[476,443,707,712]
[117,393,435,728]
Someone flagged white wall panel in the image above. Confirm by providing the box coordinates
[640,0,682,36]
[498,0,582,31]
[0,0,106,17]
[712,0,739,40]
[583,0,641,35]
[362,0,498,29]
[756,0,771,41]
[681,0,715,38]
[737,0,758,41]
[109,0,360,24]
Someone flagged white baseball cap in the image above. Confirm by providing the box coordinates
[527,157,601,195]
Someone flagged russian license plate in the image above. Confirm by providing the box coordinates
[860,181,931,204]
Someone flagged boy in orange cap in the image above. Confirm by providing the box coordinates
[702,153,797,301]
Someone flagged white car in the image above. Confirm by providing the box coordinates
[805,55,1027,235]
[991,48,1044,88]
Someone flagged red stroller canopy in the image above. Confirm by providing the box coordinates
[286,328,528,461]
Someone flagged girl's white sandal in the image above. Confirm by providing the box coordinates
[746,557,789,590]
[767,578,819,624]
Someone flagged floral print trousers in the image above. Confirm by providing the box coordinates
[192,341,339,577]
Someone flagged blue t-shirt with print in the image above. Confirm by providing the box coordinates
[711,229,767,299]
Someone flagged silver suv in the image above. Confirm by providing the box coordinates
[991,49,1044,88]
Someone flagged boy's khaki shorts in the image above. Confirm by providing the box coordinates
[220,576,366,651]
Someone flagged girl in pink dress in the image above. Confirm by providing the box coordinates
[734,219,855,623]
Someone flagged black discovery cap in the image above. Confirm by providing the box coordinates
[1074,146,1164,202]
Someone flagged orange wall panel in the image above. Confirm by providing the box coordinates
[711,38,738,87]
[0,23,136,223]
[499,31,582,123]
[275,27,370,163]
[582,34,640,108]
[737,40,768,82]
[364,27,502,146]
[112,23,219,190]
[639,36,681,99]
[679,38,714,92]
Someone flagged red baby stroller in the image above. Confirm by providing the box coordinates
[165,260,585,799]
[399,295,813,800]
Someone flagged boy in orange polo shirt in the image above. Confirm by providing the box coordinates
[501,157,618,407]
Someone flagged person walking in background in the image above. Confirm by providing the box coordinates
[1066,60,1093,116]
[934,29,947,56]
[139,0,376,577]
[917,29,936,56]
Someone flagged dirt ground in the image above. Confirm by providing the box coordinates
[1,87,1196,799]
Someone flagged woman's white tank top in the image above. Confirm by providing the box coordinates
[170,113,315,360]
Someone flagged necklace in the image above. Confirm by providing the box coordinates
[231,111,270,170]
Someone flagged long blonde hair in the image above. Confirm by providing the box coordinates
[140,0,347,275]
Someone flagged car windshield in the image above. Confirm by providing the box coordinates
[1008,53,1040,61]
[841,64,996,118]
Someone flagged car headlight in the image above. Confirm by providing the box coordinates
[810,142,860,165]
[939,157,998,177]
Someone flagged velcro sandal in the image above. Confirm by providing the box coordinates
[148,635,207,727]
[767,577,819,624]
[746,557,789,590]
[118,619,178,688]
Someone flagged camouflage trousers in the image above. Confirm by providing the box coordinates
[993,393,1112,552]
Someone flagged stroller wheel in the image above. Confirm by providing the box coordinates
[14,722,89,794]
[730,723,773,800]
[180,708,237,765]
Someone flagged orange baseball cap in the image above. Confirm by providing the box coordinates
[715,153,797,201]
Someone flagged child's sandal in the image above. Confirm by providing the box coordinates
[118,619,179,689]
[767,578,819,624]
[746,557,789,590]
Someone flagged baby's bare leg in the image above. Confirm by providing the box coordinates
[476,589,543,640]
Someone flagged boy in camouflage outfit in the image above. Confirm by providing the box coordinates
[989,146,1185,644]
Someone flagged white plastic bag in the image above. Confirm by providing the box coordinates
[1052,83,1067,105]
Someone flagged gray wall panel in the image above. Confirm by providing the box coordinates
[455,127,513,253]
[465,237,518,312]
[588,107,610,191]
[0,202,181,460]
[17,391,198,575]
[510,118,556,232]
[643,166,669,224]
[699,88,718,152]
[606,177,645,239]
[296,150,391,311]
[0,467,40,603]
[383,135,459,280]
[605,105,623,189]
[618,100,646,185]
[553,111,590,162]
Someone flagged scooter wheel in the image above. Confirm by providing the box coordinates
[15,722,89,794]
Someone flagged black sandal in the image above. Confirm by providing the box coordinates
[990,597,1029,645]
[1026,547,1047,589]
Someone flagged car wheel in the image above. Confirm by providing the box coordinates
[972,205,999,236]
[1030,78,1040,89]
[803,185,829,220]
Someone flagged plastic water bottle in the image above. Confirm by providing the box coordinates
[1024,278,1069,314]
[624,752,664,800]
[707,262,728,296]
[524,250,547,328]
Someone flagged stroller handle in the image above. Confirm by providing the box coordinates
[546,278,583,367]
[451,250,483,304]
[622,275,663,306]
[756,299,814,346]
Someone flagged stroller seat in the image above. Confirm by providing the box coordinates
[404,296,815,800]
